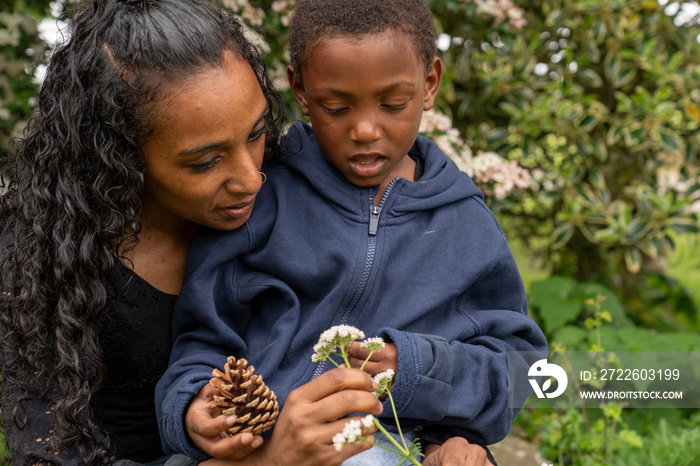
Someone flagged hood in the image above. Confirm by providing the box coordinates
[281,121,483,215]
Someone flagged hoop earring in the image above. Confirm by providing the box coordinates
[260,172,267,184]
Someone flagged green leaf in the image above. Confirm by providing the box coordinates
[529,277,583,333]
[614,67,636,88]
[669,217,700,234]
[623,218,650,244]
[593,20,607,44]
[551,325,588,349]
[606,124,624,146]
[624,247,642,273]
[617,430,644,448]
[659,129,682,152]
[579,69,604,88]
[604,51,622,84]
[550,223,575,249]
[594,227,621,242]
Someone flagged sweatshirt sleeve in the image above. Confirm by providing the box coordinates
[378,236,548,446]
[155,227,252,460]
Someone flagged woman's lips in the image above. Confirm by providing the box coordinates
[221,200,255,219]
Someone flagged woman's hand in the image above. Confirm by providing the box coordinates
[186,367,382,465]
[423,437,491,466]
[245,367,383,466]
[185,383,264,460]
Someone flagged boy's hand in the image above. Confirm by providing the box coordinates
[185,383,264,460]
[348,341,397,376]
[423,438,492,466]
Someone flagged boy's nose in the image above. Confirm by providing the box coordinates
[349,117,381,144]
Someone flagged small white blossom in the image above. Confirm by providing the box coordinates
[374,369,395,385]
[332,432,346,451]
[361,414,375,428]
[312,325,366,365]
[361,337,385,352]
[374,369,395,396]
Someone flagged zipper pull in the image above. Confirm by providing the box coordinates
[369,204,382,236]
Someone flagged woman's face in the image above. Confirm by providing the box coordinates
[141,51,268,231]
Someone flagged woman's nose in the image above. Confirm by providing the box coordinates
[225,150,262,194]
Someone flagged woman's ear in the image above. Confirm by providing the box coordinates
[287,65,310,116]
[423,57,443,111]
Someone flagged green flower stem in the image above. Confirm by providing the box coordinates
[359,350,377,371]
[362,440,401,455]
[372,418,421,466]
[339,344,352,368]
[387,392,409,452]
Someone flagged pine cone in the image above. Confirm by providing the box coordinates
[209,356,279,436]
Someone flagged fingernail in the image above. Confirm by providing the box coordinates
[226,415,237,425]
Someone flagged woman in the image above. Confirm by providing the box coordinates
[0,0,480,464]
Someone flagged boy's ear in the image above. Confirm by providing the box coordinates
[423,57,443,111]
[287,65,310,116]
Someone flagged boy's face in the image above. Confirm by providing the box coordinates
[288,30,442,196]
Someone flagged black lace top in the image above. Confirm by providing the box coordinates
[2,263,177,465]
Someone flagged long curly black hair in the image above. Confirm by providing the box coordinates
[0,0,284,462]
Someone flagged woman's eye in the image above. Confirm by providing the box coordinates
[249,126,266,142]
[191,156,221,173]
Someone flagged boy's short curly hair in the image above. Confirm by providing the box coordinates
[288,0,436,77]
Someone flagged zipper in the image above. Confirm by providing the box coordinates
[311,179,399,379]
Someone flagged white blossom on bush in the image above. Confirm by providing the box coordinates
[657,167,700,214]
[459,0,527,29]
[420,109,534,201]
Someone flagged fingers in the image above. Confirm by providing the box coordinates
[199,433,264,460]
[422,437,490,466]
[292,367,379,404]
[348,342,398,376]
[348,341,371,363]
[185,384,264,460]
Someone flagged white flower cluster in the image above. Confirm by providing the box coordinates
[657,167,700,214]
[469,152,532,201]
[271,0,295,27]
[461,0,527,29]
[332,415,375,451]
[361,337,386,352]
[373,369,395,396]
[419,109,473,170]
[311,325,365,362]
[221,0,265,26]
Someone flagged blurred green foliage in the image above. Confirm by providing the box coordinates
[431,0,700,312]
[0,0,52,161]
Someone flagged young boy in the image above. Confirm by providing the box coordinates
[156,0,547,463]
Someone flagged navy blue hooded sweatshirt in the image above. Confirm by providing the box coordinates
[156,122,547,459]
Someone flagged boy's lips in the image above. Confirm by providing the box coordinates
[349,153,386,178]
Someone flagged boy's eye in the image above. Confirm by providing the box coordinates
[383,102,409,111]
[191,156,221,173]
[322,107,348,115]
